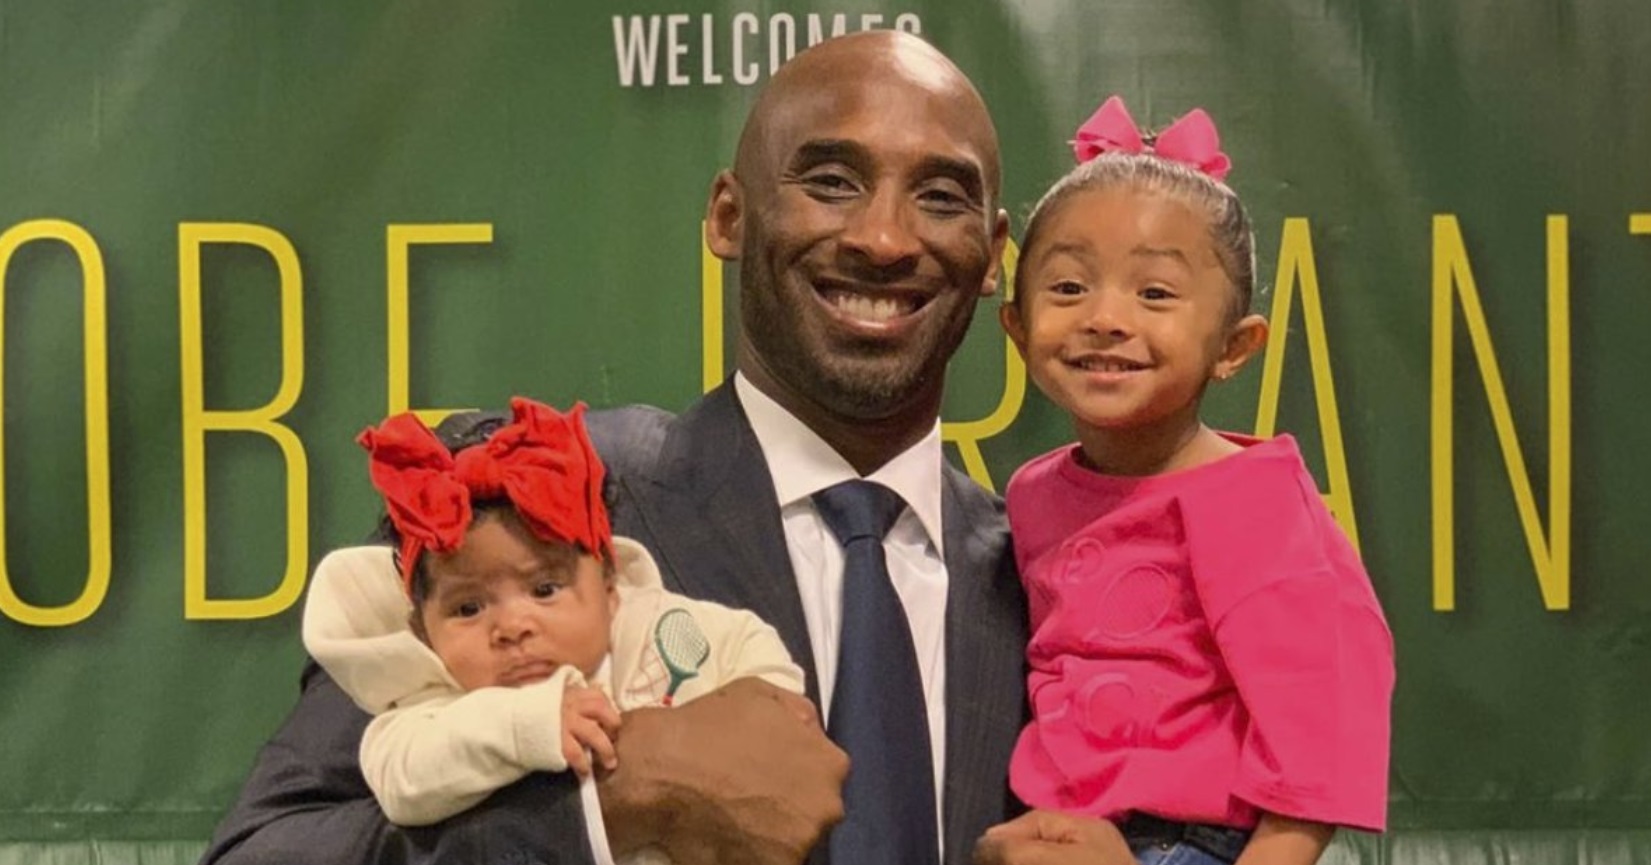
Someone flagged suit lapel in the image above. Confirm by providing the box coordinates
[615,383,821,698]
[939,466,1030,865]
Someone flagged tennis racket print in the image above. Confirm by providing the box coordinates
[653,608,711,707]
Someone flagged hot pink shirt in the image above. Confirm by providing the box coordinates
[1005,434,1393,832]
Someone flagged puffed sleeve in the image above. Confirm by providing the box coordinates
[1179,451,1394,831]
[302,545,455,715]
[362,669,579,826]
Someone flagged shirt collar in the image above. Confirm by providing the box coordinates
[735,374,946,555]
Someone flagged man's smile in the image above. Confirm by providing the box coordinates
[813,280,932,332]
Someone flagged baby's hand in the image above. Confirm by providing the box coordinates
[562,684,621,776]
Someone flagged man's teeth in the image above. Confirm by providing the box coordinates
[831,292,912,322]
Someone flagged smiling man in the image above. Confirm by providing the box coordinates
[708,32,1007,470]
[671,30,1026,865]
[202,30,1037,865]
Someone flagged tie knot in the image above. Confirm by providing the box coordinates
[813,480,905,545]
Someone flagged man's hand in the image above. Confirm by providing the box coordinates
[599,678,847,865]
[562,684,621,777]
[974,810,1134,865]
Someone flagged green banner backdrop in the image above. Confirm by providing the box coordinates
[2,2,1649,863]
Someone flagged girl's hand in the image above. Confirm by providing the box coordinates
[1232,813,1334,865]
[561,684,620,776]
[973,810,1134,865]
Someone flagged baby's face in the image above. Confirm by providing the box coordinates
[418,511,617,691]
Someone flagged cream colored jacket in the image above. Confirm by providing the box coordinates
[302,537,805,827]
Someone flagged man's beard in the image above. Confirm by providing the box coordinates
[739,284,938,421]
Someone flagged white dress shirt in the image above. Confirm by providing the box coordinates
[588,375,951,863]
[734,374,950,819]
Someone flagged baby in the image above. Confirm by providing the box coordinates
[302,397,804,846]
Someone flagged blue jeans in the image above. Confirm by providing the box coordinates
[1122,814,1250,865]
[1132,840,1238,865]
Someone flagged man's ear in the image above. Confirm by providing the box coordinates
[981,208,1010,298]
[1213,313,1269,381]
[999,302,1029,360]
[705,170,743,261]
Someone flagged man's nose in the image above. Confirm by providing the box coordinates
[839,189,922,268]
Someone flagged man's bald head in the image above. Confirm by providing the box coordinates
[702,30,1010,467]
[734,31,1002,203]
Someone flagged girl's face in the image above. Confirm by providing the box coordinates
[417,510,617,692]
[1002,185,1265,443]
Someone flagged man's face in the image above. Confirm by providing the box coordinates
[725,65,1005,423]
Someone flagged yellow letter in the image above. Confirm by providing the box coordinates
[1632,213,1651,235]
[0,220,112,627]
[386,224,493,426]
[179,223,308,619]
[1430,215,1571,611]
[1253,218,1361,549]
[701,221,725,393]
[941,237,1026,493]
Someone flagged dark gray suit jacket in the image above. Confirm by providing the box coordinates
[590,383,1028,864]
[199,382,1027,865]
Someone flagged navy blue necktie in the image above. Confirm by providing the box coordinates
[813,480,939,865]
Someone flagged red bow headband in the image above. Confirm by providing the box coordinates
[357,397,613,593]
[1071,95,1232,181]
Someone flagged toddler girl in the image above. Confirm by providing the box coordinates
[996,97,1394,865]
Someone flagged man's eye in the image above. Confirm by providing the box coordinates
[1141,286,1175,301]
[1050,280,1086,297]
[454,601,482,618]
[918,188,968,214]
[532,581,562,599]
[804,172,858,195]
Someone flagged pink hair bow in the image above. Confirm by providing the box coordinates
[1071,96,1232,181]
